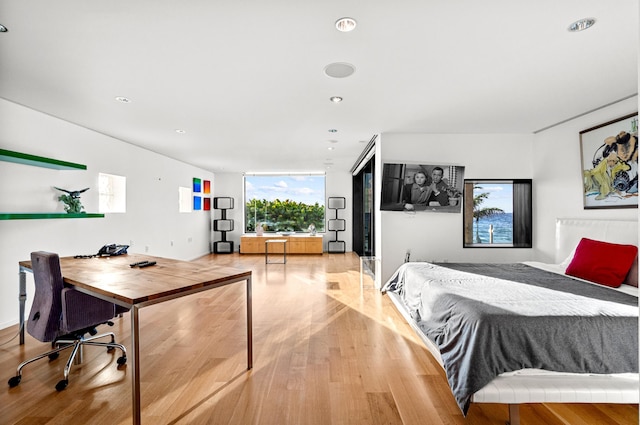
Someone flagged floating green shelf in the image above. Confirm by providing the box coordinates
[0,148,87,170]
[0,213,104,220]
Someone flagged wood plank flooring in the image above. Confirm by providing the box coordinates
[0,252,637,424]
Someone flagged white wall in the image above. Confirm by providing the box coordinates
[3,94,635,329]
[0,99,214,329]
[378,133,535,283]
[532,96,639,263]
[326,171,353,252]
[377,97,639,284]
[211,171,353,252]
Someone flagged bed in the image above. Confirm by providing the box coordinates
[383,219,639,425]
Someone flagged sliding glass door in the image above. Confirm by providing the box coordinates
[352,157,374,256]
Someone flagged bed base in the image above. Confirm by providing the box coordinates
[386,290,639,425]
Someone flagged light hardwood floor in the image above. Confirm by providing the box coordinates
[1,252,637,425]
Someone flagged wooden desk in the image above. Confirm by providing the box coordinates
[18,254,252,425]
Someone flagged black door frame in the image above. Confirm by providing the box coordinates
[352,156,374,256]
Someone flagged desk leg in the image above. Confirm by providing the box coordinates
[247,276,253,370]
[19,268,26,345]
[131,305,141,425]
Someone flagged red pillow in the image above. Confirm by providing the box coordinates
[565,238,638,288]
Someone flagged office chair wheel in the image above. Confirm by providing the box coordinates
[48,352,59,361]
[117,355,127,366]
[55,379,68,391]
[8,376,21,388]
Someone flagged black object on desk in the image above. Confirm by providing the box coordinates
[130,260,157,268]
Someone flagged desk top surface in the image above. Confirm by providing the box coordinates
[20,254,251,306]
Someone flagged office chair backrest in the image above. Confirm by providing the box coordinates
[27,251,65,342]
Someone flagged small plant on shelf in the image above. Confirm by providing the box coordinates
[54,187,88,214]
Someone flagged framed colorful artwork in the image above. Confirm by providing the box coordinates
[193,196,202,210]
[193,178,202,193]
[580,113,638,209]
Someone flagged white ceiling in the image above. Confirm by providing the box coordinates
[0,1,637,173]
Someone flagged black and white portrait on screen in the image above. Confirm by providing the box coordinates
[381,163,465,213]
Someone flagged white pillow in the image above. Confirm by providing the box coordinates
[558,246,577,271]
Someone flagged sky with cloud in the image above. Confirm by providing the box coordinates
[474,183,513,213]
[245,175,325,205]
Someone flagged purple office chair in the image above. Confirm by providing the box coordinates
[8,251,127,391]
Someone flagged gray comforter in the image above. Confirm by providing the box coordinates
[383,262,638,415]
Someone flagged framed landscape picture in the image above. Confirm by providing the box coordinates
[580,113,638,209]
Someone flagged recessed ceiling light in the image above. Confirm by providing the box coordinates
[328,129,338,133]
[324,62,356,78]
[175,129,186,134]
[335,17,357,32]
[115,96,132,103]
[328,147,335,151]
[330,96,343,103]
[328,140,339,144]
[0,24,8,33]
[568,18,596,32]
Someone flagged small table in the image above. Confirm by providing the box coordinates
[265,239,287,264]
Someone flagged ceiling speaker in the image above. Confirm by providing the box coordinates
[323,62,356,78]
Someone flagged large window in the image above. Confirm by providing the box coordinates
[463,179,532,248]
[244,173,326,233]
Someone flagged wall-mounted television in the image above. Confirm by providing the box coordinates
[381,163,465,213]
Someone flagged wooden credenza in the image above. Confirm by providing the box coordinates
[240,235,323,254]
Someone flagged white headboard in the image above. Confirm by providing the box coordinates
[555,218,638,264]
